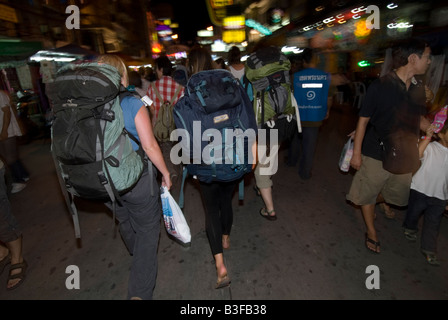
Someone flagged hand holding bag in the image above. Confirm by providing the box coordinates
[339,138,353,172]
[160,186,191,245]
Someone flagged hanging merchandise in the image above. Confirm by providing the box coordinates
[40,60,57,83]
[16,65,33,90]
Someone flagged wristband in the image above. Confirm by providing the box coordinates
[421,136,431,140]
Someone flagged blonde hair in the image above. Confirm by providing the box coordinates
[97,54,129,87]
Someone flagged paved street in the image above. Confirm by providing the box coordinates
[0,102,447,302]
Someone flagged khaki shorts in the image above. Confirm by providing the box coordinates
[254,140,280,189]
[346,155,412,206]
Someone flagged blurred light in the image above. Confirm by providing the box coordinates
[315,6,325,11]
[198,30,213,37]
[358,60,371,67]
[207,26,213,31]
[30,56,76,62]
[387,3,398,9]
[354,20,371,38]
[281,46,303,54]
[387,22,413,29]
[172,34,178,40]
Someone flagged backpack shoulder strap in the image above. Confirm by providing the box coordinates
[151,82,164,102]
[169,85,182,104]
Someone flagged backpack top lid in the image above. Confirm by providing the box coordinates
[246,46,288,69]
[185,69,242,115]
[52,62,122,110]
[245,46,290,83]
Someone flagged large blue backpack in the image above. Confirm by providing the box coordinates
[173,69,257,206]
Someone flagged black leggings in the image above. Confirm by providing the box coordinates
[199,180,237,256]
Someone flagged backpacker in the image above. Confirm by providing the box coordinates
[48,62,144,238]
[173,69,257,184]
[245,46,294,126]
[152,82,182,142]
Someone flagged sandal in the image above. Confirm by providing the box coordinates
[421,250,441,266]
[0,253,11,275]
[365,233,380,253]
[7,260,27,291]
[260,207,277,221]
[215,275,231,289]
[404,229,417,242]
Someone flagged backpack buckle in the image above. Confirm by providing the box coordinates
[97,172,109,185]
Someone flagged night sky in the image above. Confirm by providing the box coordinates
[150,0,213,44]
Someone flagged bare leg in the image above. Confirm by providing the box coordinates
[377,193,395,219]
[214,253,230,288]
[259,187,276,217]
[361,204,380,253]
[6,235,25,289]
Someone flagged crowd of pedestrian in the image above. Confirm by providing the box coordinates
[2,36,447,299]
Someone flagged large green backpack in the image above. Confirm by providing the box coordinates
[245,46,294,125]
[49,62,144,238]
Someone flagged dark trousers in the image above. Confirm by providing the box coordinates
[403,189,446,253]
[106,167,160,300]
[0,136,29,183]
[0,166,22,243]
[287,126,319,179]
[199,180,237,256]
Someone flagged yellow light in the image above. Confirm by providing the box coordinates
[354,20,371,38]
[222,30,245,43]
[223,16,245,30]
[207,26,214,31]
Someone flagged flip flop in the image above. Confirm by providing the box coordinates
[365,234,380,254]
[215,275,231,289]
[260,207,277,221]
[0,253,11,275]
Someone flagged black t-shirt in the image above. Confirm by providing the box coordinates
[359,72,426,160]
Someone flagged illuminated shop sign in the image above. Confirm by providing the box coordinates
[246,19,272,36]
[223,16,245,30]
[222,30,245,43]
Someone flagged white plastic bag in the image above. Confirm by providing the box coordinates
[339,138,354,172]
[160,186,191,244]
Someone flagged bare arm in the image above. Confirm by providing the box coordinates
[134,106,172,190]
[350,116,370,170]
[0,106,11,140]
[420,115,430,132]
[418,124,435,158]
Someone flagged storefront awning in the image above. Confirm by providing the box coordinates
[0,38,42,64]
